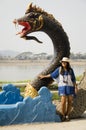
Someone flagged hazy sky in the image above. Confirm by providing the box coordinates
[0,0,86,54]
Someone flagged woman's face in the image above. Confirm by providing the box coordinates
[61,61,68,68]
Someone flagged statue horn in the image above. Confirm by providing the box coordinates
[25,3,33,14]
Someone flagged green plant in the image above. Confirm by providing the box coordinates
[49,83,58,90]
[76,75,83,81]
[52,92,60,100]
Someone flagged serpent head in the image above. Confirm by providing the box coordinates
[13,3,43,43]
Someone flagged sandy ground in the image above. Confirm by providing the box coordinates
[0,113,86,130]
[0,59,86,66]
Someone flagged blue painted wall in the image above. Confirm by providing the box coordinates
[0,84,61,126]
[0,84,23,104]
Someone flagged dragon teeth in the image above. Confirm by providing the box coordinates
[15,22,19,30]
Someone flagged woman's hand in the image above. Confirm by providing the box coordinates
[75,86,78,94]
[38,74,51,79]
[75,83,78,94]
[38,75,45,79]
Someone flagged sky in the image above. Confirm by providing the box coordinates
[0,0,86,54]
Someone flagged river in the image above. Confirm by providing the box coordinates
[0,60,86,81]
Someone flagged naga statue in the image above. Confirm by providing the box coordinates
[13,3,86,118]
[13,3,70,90]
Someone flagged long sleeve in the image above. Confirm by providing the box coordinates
[50,68,59,79]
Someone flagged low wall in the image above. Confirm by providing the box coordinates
[0,84,61,126]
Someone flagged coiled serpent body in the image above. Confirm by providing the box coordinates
[13,3,86,118]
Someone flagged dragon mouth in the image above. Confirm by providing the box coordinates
[13,20,31,38]
[13,19,43,43]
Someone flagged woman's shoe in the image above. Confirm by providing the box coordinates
[61,115,66,122]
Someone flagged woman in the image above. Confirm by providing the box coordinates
[39,57,78,121]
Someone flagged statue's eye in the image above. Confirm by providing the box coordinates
[29,13,34,18]
[34,13,39,17]
[29,13,39,18]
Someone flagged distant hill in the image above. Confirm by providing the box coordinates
[0,50,20,58]
[15,51,52,60]
[15,52,34,60]
[0,50,53,60]
[0,50,85,60]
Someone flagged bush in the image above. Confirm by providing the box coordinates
[52,92,60,100]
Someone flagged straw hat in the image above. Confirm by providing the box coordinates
[60,57,70,63]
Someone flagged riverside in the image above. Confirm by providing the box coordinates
[0,59,86,82]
